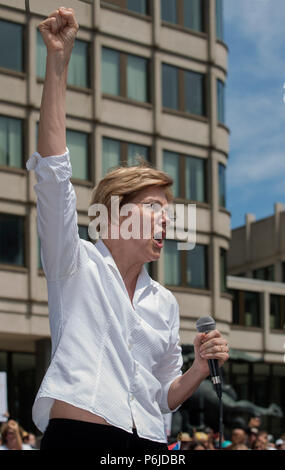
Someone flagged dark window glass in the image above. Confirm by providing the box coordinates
[164,239,181,286]
[184,70,205,116]
[66,129,90,180]
[102,47,149,103]
[216,0,224,40]
[270,295,285,330]
[253,265,275,281]
[218,163,226,207]
[163,150,206,202]
[162,64,206,117]
[0,116,23,168]
[244,291,260,326]
[162,64,178,110]
[37,32,90,88]
[217,79,225,123]
[231,290,261,327]
[127,0,147,14]
[78,225,92,242]
[102,137,150,175]
[282,262,285,283]
[9,353,36,432]
[161,0,177,23]
[161,0,204,33]
[183,0,204,34]
[127,54,148,102]
[103,0,148,15]
[0,214,25,266]
[220,248,227,292]
[0,20,23,72]
[185,155,205,202]
[186,244,208,289]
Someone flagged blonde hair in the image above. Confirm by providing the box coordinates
[89,160,173,223]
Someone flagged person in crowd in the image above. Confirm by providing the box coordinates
[224,428,247,450]
[226,443,249,450]
[275,438,285,450]
[0,420,34,450]
[189,440,207,450]
[247,427,259,449]
[27,6,229,451]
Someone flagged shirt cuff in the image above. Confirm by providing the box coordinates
[159,375,182,414]
[26,148,72,183]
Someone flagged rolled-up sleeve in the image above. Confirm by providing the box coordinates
[154,297,183,414]
[26,148,87,281]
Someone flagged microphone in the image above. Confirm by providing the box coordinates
[195,316,222,399]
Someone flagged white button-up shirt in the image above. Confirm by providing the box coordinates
[26,148,183,443]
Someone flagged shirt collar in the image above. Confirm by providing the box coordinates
[94,239,158,297]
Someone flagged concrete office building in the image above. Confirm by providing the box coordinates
[0,0,230,433]
[227,204,285,436]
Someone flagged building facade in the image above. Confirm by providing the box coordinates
[227,204,285,436]
[0,0,230,433]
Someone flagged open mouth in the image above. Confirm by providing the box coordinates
[153,231,165,248]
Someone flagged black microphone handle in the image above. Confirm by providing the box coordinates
[208,358,222,399]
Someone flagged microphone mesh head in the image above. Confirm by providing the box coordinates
[196,316,216,333]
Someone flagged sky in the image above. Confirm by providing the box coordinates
[223,0,285,229]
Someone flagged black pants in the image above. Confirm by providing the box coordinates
[40,418,169,452]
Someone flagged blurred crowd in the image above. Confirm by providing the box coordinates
[169,416,285,450]
[1,415,285,450]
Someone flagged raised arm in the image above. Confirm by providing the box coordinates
[26,8,87,281]
[37,7,78,156]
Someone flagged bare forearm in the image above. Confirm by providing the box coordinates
[167,362,208,411]
[37,52,68,157]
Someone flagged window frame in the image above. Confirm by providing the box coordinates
[231,289,261,328]
[0,213,26,268]
[162,63,207,118]
[270,294,285,331]
[164,239,209,291]
[0,19,25,74]
[163,150,207,204]
[102,47,151,104]
[66,128,92,183]
[101,0,151,16]
[161,0,207,34]
[102,136,151,175]
[0,114,24,170]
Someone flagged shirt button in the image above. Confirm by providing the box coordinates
[130,394,134,401]
[128,342,132,350]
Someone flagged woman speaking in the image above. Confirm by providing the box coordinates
[27,6,229,451]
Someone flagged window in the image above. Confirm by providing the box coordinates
[0,351,36,433]
[283,262,285,283]
[231,290,261,327]
[164,239,208,289]
[218,163,226,207]
[78,224,93,242]
[162,64,206,117]
[163,151,206,202]
[102,47,150,103]
[37,31,90,88]
[66,130,90,180]
[0,20,24,72]
[186,244,208,289]
[216,0,224,41]
[220,248,227,292]
[161,0,205,33]
[0,214,25,266]
[0,115,23,168]
[217,79,225,124]
[270,295,285,330]
[102,137,150,175]
[253,265,275,281]
[164,240,181,286]
[103,0,149,15]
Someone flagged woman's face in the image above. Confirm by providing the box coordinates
[115,185,171,264]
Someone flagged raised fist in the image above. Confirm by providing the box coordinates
[38,6,79,63]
